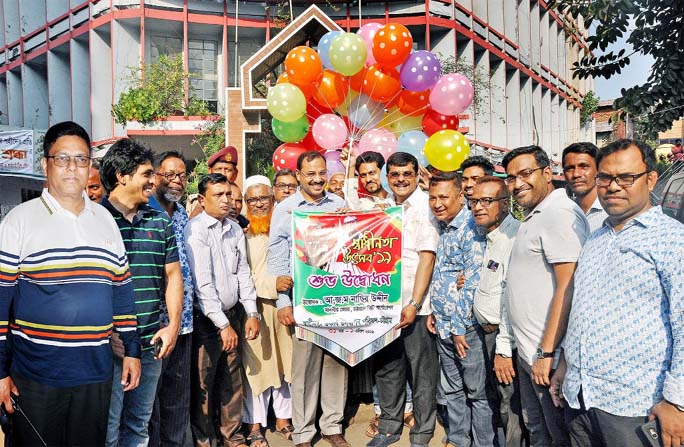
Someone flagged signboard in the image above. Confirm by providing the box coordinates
[292,207,403,366]
[0,130,34,174]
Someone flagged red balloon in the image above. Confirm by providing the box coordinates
[349,66,368,92]
[362,64,402,104]
[397,89,430,116]
[422,108,460,136]
[307,101,334,122]
[273,143,309,171]
[301,131,326,154]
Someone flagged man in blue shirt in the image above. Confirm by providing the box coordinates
[552,139,684,446]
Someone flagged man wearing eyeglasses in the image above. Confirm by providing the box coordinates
[147,151,195,447]
[562,142,608,233]
[550,140,684,447]
[502,145,589,446]
[470,176,527,447]
[273,169,299,204]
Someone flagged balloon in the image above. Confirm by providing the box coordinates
[359,128,398,160]
[273,143,309,171]
[323,150,345,177]
[400,50,441,92]
[429,73,474,115]
[317,31,342,70]
[357,23,382,66]
[312,114,349,151]
[378,106,401,130]
[307,100,335,121]
[277,72,316,99]
[362,64,402,104]
[348,94,384,131]
[390,112,423,137]
[313,70,349,109]
[424,130,470,172]
[422,108,460,136]
[397,89,430,116]
[272,115,310,143]
[285,46,323,86]
[301,131,326,153]
[267,83,307,122]
[398,130,429,166]
[334,90,359,117]
[372,23,413,68]
[330,33,367,76]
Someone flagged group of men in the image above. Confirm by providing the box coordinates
[0,119,682,447]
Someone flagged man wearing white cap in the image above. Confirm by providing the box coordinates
[241,175,295,445]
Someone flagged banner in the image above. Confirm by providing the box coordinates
[292,206,403,366]
[0,130,34,174]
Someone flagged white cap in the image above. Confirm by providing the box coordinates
[244,175,272,192]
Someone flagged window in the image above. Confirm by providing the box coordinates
[150,36,182,62]
[188,39,218,112]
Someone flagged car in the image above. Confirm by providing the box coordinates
[661,172,684,224]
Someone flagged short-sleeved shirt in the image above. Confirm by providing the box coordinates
[102,198,179,350]
[585,195,608,234]
[400,188,440,315]
[506,188,589,365]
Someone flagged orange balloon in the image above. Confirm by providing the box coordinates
[285,46,323,86]
[397,89,430,116]
[281,70,318,100]
[372,23,413,68]
[349,66,368,92]
[362,64,402,104]
[313,70,349,109]
[277,72,289,84]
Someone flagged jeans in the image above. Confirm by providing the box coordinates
[437,325,496,447]
[107,350,163,447]
[373,379,413,415]
[518,355,569,447]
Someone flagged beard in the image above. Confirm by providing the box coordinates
[246,209,273,235]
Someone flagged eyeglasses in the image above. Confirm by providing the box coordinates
[388,170,416,179]
[156,172,187,182]
[504,166,546,185]
[46,154,91,168]
[245,195,272,206]
[274,183,297,191]
[595,171,649,187]
[467,197,508,208]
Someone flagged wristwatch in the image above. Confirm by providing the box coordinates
[246,312,262,321]
[536,348,554,359]
[408,299,422,311]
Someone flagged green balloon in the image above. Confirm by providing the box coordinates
[272,115,310,143]
[267,83,307,122]
[329,33,367,76]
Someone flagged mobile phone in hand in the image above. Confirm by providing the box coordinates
[154,338,163,358]
[640,420,664,447]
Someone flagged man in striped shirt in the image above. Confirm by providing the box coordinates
[101,138,183,447]
[0,121,141,445]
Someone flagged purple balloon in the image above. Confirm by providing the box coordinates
[400,50,441,92]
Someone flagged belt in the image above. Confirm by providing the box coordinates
[480,323,499,334]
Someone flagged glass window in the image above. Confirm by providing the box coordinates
[150,36,182,62]
[188,38,218,104]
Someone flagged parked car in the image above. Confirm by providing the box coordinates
[661,172,684,224]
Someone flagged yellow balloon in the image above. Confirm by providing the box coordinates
[390,113,423,138]
[424,130,470,172]
[334,90,359,117]
[267,83,307,122]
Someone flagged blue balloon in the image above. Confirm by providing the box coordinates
[398,130,429,167]
[317,31,342,71]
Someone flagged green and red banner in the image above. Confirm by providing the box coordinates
[292,206,403,366]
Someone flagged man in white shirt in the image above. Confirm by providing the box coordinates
[185,173,260,447]
[502,145,589,447]
[562,142,608,232]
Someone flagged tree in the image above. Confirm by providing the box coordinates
[550,0,684,139]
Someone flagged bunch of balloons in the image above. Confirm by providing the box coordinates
[266,22,475,173]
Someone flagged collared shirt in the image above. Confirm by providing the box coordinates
[343,179,395,211]
[185,211,257,329]
[506,188,589,365]
[563,206,684,417]
[102,198,179,351]
[472,214,520,357]
[430,207,485,338]
[585,195,608,233]
[148,196,194,335]
[267,191,345,309]
[399,188,440,316]
[0,189,140,387]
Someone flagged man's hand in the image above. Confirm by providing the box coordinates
[494,354,516,385]
[452,334,470,359]
[650,401,684,447]
[418,165,432,191]
[0,377,18,414]
[532,356,553,386]
[396,304,417,329]
[150,324,179,360]
[220,325,239,351]
[121,357,141,392]
[277,306,296,326]
[426,313,437,334]
[457,273,465,290]
[110,332,125,360]
[276,276,294,292]
[549,353,567,408]
[244,317,260,340]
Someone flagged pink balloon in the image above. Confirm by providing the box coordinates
[357,23,382,66]
[429,73,474,116]
[312,114,349,150]
[358,128,398,160]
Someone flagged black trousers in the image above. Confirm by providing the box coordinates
[11,371,112,447]
[148,332,192,447]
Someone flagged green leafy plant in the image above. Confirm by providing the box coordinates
[187,117,225,196]
[580,91,599,125]
[112,54,210,125]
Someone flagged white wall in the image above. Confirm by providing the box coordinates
[48,47,72,125]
